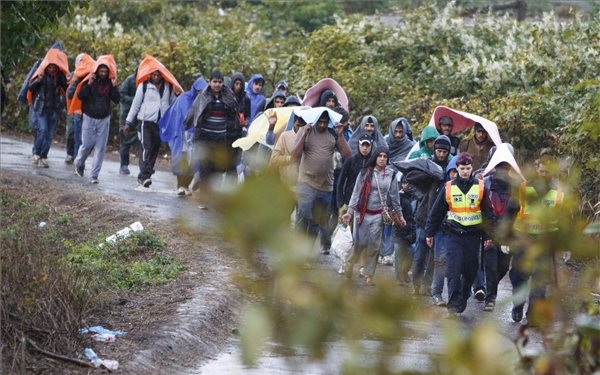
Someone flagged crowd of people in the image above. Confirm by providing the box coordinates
[19,46,565,325]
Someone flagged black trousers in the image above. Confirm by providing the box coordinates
[483,243,511,303]
[138,121,160,181]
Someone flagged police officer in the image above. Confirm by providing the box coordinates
[425,152,487,316]
[509,154,563,325]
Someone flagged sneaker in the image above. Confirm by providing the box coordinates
[32,155,40,165]
[382,255,394,266]
[90,178,99,184]
[142,179,152,188]
[359,267,365,279]
[474,289,485,301]
[65,155,74,164]
[74,165,84,177]
[184,188,193,196]
[364,276,375,286]
[483,301,495,312]
[119,165,130,175]
[321,248,330,255]
[432,295,447,307]
[177,187,186,196]
[39,159,49,168]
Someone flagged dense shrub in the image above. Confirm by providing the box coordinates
[2,1,598,210]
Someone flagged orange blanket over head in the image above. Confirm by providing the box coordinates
[136,55,183,95]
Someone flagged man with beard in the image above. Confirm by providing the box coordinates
[75,60,119,183]
[292,110,352,255]
[459,122,495,170]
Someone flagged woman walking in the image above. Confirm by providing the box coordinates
[342,147,405,285]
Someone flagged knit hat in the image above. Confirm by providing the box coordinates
[474,122,485,131]
[433,135,451,152]
[456,152,473,166]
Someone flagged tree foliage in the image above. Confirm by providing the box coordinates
[0,0,82,73]
[3,0,599,211]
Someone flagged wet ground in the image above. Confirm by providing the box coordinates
[1,135,543,374]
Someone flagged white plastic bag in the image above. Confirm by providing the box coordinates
[331,224,353,261]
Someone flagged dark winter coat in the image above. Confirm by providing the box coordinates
[78,77,119,119]
[336,150,372,209]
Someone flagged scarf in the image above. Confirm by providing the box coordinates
[357,167,374,224]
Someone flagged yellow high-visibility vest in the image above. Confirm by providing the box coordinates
[513,182,563,234]
[445,179,484,226]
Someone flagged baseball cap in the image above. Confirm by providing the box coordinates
[359,134,373,146]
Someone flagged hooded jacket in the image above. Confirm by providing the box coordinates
[159,77,208,174]
[245,73,265,123]
[264,90,286,110]
[78,64,120,119]
[319,89,338,107]
[336,148,372,209]
[385,117,415,163]
[230,72,251,124]
[407,126,440,160]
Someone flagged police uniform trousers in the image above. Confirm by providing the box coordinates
[445,230,481,313]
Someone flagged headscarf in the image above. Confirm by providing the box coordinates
[387,117,415,162]
[357,146,390,224]
[348,115,388,155]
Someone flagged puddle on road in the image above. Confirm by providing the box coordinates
[190,333,438,374]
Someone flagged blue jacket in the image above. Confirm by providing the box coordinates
[159,77,207,174]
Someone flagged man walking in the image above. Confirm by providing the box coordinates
[74,57,119,184]
[126,69,176,187]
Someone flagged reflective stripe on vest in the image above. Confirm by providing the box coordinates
[445,179,484,226]
[514,182,563,234]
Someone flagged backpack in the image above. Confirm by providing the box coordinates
[483,176,512,220]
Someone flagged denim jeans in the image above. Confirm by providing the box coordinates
[379,224,394,257]
[73,113,82,159]
[296,182,333,250]
[33,110,59,158]
[430,231,446,297]
[411,226,431,291]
